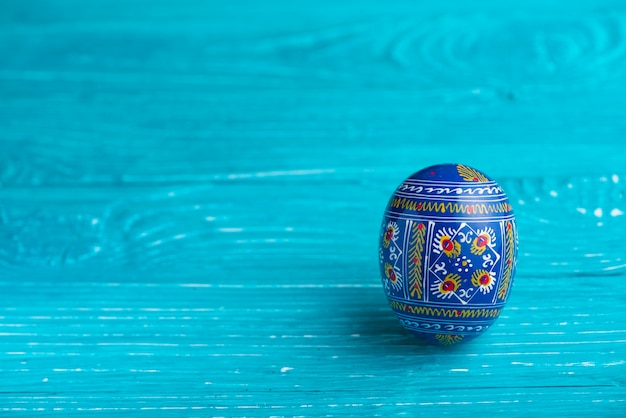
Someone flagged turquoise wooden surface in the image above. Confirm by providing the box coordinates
[1,0,626,415]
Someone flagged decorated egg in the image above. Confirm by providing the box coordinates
[378,164,518,345]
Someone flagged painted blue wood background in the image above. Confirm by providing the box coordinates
[1,0,626,415]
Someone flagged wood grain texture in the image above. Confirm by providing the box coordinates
[1,0,625,416]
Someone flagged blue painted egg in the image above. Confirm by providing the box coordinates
[378,164,518,345]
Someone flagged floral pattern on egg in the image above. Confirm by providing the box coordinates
[378,164,519,345]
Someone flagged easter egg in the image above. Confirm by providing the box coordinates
[378,164,518,345]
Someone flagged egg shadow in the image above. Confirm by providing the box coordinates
[330,275,489,357]
[334,285,444,356]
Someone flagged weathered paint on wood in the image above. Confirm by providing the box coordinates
[0,0,625,415]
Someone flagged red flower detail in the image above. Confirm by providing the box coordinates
[442,280,455,292]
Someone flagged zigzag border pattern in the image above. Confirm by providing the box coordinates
[391,198,512,214]
[389,300,502,318]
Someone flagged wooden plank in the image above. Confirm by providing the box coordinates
[2,2,626,185]
[1,279,625,415]
[1,175,624,275]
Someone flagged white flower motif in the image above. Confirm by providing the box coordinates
[454,255,473,273]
